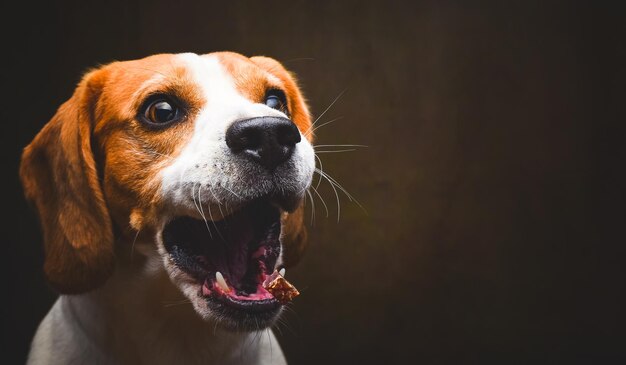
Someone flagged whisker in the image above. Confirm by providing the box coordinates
[215,165,242,199]
[305,116,344,137]
[205,199,218,231]
[281,303,299,317]
[217,200,226,223]
[276,305,298,335]
[191,183,200,214]
[197,184,213,239]
[222,185,241,199]
[296,179,311,197]
[317,169,356,203]
[314,154,324,190]
[305,189,316,226]
[276,316,296,335]
[315,168,341,222]
[316,168,367,214]
[317,169,351,201]
[267,328,273,359]
[304,89,347,135]
[206,178,226,241]
[273,322,284,337]
[191,183,213,237]
[303,188,307,207]
[314,144,368,148]
[310,184,329,218]
[207,177,228,223]
[162,299,192,308]
[312,89,347,126]
[206,179,222,205]
[314,149,357,153]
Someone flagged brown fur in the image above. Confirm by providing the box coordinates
[20,70,114,294]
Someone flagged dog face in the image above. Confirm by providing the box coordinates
[20,52,314,329]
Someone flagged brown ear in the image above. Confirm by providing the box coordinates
[252,56,313,267]
[20,69,114,294]
[280,204,308,268]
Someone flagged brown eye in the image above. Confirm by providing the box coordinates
[146,100,178,124]
[139,95,184,128]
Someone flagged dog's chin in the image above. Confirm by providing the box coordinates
[160,198,289,331]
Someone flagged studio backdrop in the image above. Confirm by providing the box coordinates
[2,1,623,364]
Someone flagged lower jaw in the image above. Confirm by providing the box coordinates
[201,292,282,330]
[197,272,283,329]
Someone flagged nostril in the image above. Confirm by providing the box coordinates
[226,122,261,153]
[238,133,261,152]
[276,124,301,146]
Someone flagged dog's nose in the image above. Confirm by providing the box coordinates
[226,116,301,171]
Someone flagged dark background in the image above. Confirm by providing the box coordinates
[2,1,624,364]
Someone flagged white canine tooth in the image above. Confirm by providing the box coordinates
[215,271,229,292]
[279,268,286,277]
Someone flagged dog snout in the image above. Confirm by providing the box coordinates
[226,116,301,171]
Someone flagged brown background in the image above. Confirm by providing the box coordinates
[2,1,624,364]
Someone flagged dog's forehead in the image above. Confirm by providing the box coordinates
[119,52,278,104]
[177,53,255,103]
[95,52,285,126]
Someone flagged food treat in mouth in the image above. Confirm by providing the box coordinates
[263,269,300,304]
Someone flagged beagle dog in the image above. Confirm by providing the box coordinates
[20,52,314,365]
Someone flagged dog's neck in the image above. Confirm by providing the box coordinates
[60,241,274,365]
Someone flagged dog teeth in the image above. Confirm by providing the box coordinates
[215,271,229,292]
[279,268,286,277]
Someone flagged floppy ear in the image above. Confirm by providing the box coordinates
[252,56,313,268]
[20,69,114,294]
[280,205,308,268]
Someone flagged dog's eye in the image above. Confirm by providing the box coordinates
[139,96,184,127]
[265,95,282,110]
[146,100,178,124]
[264,90,288,113]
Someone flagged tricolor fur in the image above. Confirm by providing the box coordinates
[21,52,315,365]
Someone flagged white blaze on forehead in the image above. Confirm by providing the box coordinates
[176,53,289,126]
[176,53,247,108]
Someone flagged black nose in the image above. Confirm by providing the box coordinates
[226,116,301,171]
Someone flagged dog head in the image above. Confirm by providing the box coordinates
[20,52,314,329]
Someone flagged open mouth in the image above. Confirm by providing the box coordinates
[162,199,285,327]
